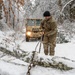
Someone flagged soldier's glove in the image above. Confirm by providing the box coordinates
[44,32,51,37]
[47,33,51,37]
[44,33,48,36]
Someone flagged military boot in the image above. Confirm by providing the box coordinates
[44,49,48,55]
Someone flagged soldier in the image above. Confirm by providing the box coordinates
[40,11,57,56]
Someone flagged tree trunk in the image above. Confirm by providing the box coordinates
[58,0,63,23]
[58,0,62,11]
[0,0,3,19]
[69,1,75,22]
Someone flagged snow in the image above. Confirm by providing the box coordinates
[0,30,75,75]
[30,0,35,5]
[55,43,75,60]
[20,42,75,60]
[0,60,26,75]
[31,66,75,75]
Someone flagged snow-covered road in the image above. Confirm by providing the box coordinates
[0,59,75,75]
[20,41,75,60]
[0,31,75,75]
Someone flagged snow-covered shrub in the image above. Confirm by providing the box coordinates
[57,31,69,43]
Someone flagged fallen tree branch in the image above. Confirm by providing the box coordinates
[0,47,29,60]
[0,47,75,70]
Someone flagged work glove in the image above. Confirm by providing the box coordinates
[44,33,48,36]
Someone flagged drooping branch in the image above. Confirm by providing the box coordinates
[61,0,74,13]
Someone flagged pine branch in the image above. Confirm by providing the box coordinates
[0,47,74,70]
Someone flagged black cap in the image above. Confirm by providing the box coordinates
[43,11,51,17]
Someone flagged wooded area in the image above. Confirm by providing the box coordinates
[0,0,75,43]
[0,0,25,30]
[0,1,75,75]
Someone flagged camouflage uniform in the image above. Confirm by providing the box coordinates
[40,17,57,56]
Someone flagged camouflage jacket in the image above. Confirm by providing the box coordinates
[40,17,57,37]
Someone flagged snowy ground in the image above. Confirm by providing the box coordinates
[0,30,75,75]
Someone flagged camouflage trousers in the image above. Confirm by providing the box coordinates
[43,35,56,56]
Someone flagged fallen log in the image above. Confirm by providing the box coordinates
[0,47,75,70]
[24,53,75,70]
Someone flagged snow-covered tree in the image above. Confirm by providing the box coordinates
[1,0,25,31]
